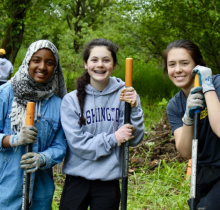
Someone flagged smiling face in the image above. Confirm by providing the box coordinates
[28,49,56,84]
[167,48,196,95]
[84,46,115,91]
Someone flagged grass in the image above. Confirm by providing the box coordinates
[52,173,66,210]
[127,160,190,210]
[141,96,168,130]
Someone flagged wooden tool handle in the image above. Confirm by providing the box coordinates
[125,58,133,87]
[194,73,200,88]
[26,102,35,126]
[22,102,35,210]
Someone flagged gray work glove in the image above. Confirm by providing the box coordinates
[9,125,38,147]
[182,87,205,126]
[115,124,135,146]
[20,152,46,173]
[192,65,215,93]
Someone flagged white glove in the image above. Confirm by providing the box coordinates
[182,87,205,126]
[20,152,46,173]
[115,124,135,146]
[120,87,138,107]
[9,125,38,147]
[192,65,215,93]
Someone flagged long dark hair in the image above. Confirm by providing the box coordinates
[77,38,118,126]
[162,39,206,73]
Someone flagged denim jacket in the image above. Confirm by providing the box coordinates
[0,83,67,210]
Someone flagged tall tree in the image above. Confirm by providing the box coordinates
[59,0,115,53]
[112,0,220,73]
[0,0,54,64]
[0,0,33,63]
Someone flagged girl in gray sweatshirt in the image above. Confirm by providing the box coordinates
[59,38,144,210]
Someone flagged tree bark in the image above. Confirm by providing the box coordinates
[1,1,30,64]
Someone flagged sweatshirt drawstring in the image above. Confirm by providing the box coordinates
[107,95,115,133]
[92,91,115,134]
[92,90,97,135]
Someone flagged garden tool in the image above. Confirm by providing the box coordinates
[121,58,133,210]
[22,102,35,210]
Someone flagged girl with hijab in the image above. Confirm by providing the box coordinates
[0,40,67,210]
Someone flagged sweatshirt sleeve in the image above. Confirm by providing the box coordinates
[123,94,145,147]
[60,94,118,161]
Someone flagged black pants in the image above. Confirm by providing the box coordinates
[59,175,120,210]
[193,166,220,210]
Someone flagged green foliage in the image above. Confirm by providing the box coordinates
[13,47,27,73]
[112,60,179,100]
[113,0,220,73]
[0,0,34,62]
[141,98,167,130]
[52,200,59,210]
[53,0,116,53]
[52,173,66,210]
[158,98,169,106]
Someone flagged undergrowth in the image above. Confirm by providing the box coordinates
[127,160,190,210]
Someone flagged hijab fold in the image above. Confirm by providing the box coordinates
[9,40,67,134]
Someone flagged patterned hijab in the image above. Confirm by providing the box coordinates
[9,40,67,133]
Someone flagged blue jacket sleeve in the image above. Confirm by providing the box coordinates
[40,124,67,170]
[0,85,12,152]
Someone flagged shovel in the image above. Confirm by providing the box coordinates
[188,74,201,210]
[22,102,35,210]
[121,58,133,210]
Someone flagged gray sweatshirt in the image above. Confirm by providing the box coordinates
[0,58,13,82]
[61,76,144,181]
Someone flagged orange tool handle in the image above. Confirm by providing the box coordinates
[125,58,133,87]
[194,73,200,88]
[26,102,35,126]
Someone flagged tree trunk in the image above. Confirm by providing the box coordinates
[1,3,28,64]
